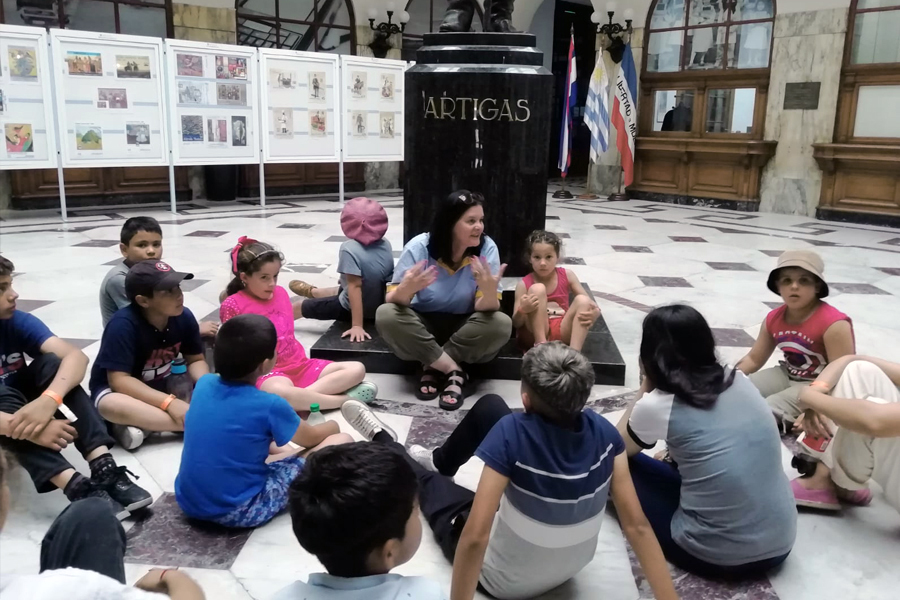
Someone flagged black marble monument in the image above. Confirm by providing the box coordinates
[404,32,553,276]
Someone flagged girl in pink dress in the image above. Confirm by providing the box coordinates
[220,237,376,410]
[512,230,600,352]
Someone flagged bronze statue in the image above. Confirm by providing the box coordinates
[439,0,516,33]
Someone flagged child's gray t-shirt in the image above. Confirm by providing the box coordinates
[337,239,393,319]
[99,261,130,327]
[627,370,797,566]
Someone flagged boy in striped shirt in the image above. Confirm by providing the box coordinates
[341,342,677,600]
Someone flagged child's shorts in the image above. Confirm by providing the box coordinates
[210,455,305,528]
[257,357,332,389]
[516,316,565,348]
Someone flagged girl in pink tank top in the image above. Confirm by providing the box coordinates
[220,237,377,411]
[738,250,856,424]
[512,231,600,352]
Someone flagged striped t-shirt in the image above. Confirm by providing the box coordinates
[475,410,624,599]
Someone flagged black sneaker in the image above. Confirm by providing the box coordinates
[95,465,153,513]
[65,474,130,521]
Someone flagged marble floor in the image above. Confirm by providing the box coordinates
[1,193,900,600]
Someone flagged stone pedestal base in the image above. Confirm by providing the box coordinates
[404,32,553,276]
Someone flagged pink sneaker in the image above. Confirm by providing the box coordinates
[839,487,873,507]
[791,478,841,511]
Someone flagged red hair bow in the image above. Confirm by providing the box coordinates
[231,235,258,274]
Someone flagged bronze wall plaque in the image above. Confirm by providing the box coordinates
[783,82,821,110]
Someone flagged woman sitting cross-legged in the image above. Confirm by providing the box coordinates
[376,190,512,411]
[791,355,900,512]
[617,304,797,579]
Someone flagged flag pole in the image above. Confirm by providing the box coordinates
[553,24,576,200]
[609,165,628,201]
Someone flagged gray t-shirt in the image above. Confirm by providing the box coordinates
[628,370,797,566]
[337,239,393,319]
[99,260,130,327]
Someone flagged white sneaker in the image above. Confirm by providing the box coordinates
[341,400,396,441]
[111,424,145,451]
[408,445,437,472]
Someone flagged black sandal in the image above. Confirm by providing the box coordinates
[416,367,444,401]
[439,369,468,411]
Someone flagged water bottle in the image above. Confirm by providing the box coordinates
[167,357,194,404]
[306,403,326,427]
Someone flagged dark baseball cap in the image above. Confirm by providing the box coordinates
[125,260,194,301]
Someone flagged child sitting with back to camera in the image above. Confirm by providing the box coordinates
[175,314,351,528]
[513,230,600,352]
[220,237,377,411]
[288,197,394,343]
[276,442,446,599]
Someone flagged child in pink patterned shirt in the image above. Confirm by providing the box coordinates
[220,237,377,410]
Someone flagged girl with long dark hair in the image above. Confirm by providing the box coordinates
[617,304,797,578]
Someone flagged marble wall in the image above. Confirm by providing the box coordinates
[759,8,848,216]
[172,3,236,44]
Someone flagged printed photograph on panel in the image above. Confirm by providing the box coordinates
[177,54,204,77]
[216,56,247,79]
[270,69,297,89]
[116,55,151,79]
[75,124,103,150]
[351,111,367,137]
[380,74,394,100]
[308,71,326,102]
[309,111,326,137]
[8,47,38,79]
[207,117,228,143]
[126,122,151,146]
[274,108,293,138]
[216,83,247,106]
[181,115,203,142]
[178,81,207,105]
[380,112,395,138]
[232,116,247,146]
[98,88,128,109]
[66,51,102,76]
[351,72,367,99]
[0,89,5,115]
[5,123,34,153]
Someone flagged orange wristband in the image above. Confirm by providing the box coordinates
[44,390,64,405]
[160,394,175,411]
[809,381,830,391]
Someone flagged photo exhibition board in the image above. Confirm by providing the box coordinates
[340,55,405,163]
[1,25,58,170]
[50,29,168,168]
[165,40,259,166]
[259,49,339,163]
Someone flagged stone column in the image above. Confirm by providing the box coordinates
[759,9,847,216]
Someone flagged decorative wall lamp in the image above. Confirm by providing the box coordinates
[591,3,634,63]
[367,2,410,59]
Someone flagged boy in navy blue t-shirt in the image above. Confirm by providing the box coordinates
[0,256,150,519]
[89,260,209,451]
[342,342,678,600]
[175,314,350,528]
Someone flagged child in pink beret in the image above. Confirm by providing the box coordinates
[290,197,394,342]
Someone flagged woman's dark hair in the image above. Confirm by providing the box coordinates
[225,237,284,297]
[427,189,484,264]
[640,304,735,409]
[289,443,417,578]
[214,314,277,380]
[523,230,562,263]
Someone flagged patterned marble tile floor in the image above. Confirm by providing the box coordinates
[2,194,900,599]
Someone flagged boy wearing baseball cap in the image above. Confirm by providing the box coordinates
[737,252,856,495]
[289,197,394,343]
[89,261,210,451]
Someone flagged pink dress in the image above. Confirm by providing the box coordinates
[517,267,571,345]
[220,286,331,388]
